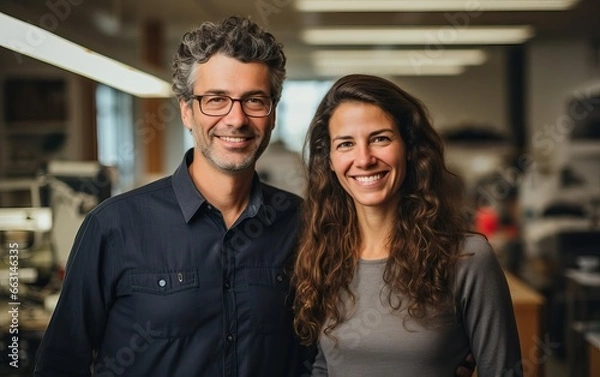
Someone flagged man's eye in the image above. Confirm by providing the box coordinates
[245,97,267,105]
[206,96,227,104]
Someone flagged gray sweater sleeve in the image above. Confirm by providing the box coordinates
[456,234,523,376]
[310,343,328,377]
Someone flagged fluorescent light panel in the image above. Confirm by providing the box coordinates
[296,0,581,12]
[0,13,172,98]
[312,49,488,66]
[302,26,534,45]
[315,64,465,76]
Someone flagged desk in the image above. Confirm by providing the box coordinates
[565,269,600,377]
[505,272,545,377]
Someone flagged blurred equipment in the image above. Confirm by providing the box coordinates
[0,206,53,282]
[43,160,112,268]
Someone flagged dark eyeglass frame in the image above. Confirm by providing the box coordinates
[191,94,273,118]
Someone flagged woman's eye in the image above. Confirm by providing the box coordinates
[336,142,353,149]
[372,136,390,143]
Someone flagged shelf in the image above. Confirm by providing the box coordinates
[4,121,67,135]
[567,141,600,157]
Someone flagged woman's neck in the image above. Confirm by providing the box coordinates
[356,206,396,260]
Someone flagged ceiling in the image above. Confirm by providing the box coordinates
[1,0,599,80]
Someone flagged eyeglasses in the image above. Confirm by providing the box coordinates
[191,94,273,118]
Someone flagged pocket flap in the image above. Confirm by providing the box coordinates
[131,270,198,295]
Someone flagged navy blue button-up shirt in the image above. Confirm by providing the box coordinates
[35,149,314,377]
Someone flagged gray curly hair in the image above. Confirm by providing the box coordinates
[172,16,287,105]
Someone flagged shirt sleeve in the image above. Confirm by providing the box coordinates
[310,342,329,377]
[35,213,113,376]
[456,235,523,376]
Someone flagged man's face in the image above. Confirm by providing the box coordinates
[180,53,275,174]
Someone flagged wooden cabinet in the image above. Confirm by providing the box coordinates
[505,272,546,377]
[587,333,600,377]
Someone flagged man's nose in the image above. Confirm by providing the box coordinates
[223,100,248,127]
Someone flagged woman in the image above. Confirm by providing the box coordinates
[293,74,522,376]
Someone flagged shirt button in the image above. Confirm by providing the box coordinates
[224,282,231,289]
[276,274,283,282]
[158,279,167,287]
[226,334,234,342]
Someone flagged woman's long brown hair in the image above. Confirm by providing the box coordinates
[292,74,469,345]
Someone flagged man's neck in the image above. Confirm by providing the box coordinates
[188,149,254,228]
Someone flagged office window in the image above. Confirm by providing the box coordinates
[275,80,332,152]
[96,85,134,193]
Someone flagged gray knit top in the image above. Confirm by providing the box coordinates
[311,234,522,377]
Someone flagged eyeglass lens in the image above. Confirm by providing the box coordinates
[200,95,271,116]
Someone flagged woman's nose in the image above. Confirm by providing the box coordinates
[354,144,376,168]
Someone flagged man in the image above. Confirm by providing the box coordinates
[35,16,476,377]
[35,16,312,377]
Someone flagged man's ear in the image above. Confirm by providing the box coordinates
[179,99,193,131]
[270,110,277,130]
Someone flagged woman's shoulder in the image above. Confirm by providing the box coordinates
[456,233,500,272]
[454,233,507,298]
[461,233,492,254]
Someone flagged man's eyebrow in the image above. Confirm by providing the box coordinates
[200,89,270,96]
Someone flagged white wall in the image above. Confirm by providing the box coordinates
[527,39,600,169]
[392,47,508,135]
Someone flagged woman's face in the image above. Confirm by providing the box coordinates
[328,101,408,211]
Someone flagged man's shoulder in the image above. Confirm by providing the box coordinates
[91,175,173,216]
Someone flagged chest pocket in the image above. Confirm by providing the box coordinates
[127,269,220,339]
[246,267,293,333]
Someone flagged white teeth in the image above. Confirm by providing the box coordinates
[221,137,247,142]
[355,174,383,183]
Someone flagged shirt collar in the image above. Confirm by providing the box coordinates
[172,148,270,225]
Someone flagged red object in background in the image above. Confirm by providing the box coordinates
[57,265,66,281]
[474,207,499,237]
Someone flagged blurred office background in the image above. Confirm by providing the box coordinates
[0,1,599,376]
